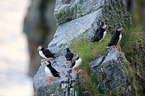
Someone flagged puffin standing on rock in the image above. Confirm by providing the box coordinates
[92,22,108,42]
[65,48,74,63]
[44,61,60,82]
[107,27,124,50]
[37,45,55,62]
[70,54,82,73]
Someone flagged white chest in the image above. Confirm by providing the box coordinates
[99,31,107,42]
[73,58,82,68]
[117,34,122,44]
[45,67,53,77]
[39,51,46,58]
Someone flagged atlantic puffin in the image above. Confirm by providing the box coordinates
[65,48,74,63]
[107,27,124,50]
[37,45,55,62]
[92,22,108,42]
[70,54,82,73]
[44,61,60,82]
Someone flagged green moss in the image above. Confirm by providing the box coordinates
[70,34,112,74]
[69,34,113,95]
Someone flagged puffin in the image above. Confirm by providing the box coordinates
[107,27,124,50]
[65,48,74,63]
[70,54,82,73]
[44,61,60,82]
[37,45,55,62]
[92,22,108,42]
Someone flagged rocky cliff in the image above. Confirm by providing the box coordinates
[32,0,134,96]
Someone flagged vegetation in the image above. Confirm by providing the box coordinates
[120,25,145,96]
[69,24,144,95]
[70,34,113,95]
[70,34,112,74]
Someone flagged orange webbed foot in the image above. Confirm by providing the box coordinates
[46,77,52,82]
[74,68,79,73]
[53,60,56,63]
[113,46,117,48]
[65,61,68,63]
[41,59,47,62]
[113,46,119,50]
[116,47,119,50]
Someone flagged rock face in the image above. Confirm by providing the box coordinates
[89,47,130,94]
[23,0,56,77]
[33,56,80,96]
[33,0,131,96]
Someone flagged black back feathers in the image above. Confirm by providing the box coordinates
[108,27,124,46]
[45,61,60,77]
[65,48,74,61]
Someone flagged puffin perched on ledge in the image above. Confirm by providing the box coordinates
[107,27,124,50]
[44,61,60,82]
[37,45,55,62]
[70,54,82,73]
[92,21,108,42]
[65,48,74,63]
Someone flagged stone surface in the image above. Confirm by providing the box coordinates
[49,9,102,52]
[33,56,80,96]
[33,0,131,95]
[89,47,130,94]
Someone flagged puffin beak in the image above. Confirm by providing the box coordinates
[75,58,77,61]
[106,25,108,27]
[122,28,124,32]
[37,48,39,51]
[44,62,46,64]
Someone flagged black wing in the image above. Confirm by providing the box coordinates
[70,61,75,68]
[108,35,119,46]
[92,28,104,42]
[49,66,60,77]
[43,49,55,58]
[95,28,99,34]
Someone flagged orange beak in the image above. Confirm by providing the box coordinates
[37,48,39,51]
[44,62,46,64]
[106,25,108,27]
[122,28,124,32]
[75,58,77,61]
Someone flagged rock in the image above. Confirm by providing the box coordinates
[33,0,131,95]
[102,0,131,34]
[49,9,102,52]
[33,56,80,96]
[89,46,130,94]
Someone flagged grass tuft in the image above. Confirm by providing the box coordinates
[69,34,112,95]
[70,34,112,74]
[120,25,145,96]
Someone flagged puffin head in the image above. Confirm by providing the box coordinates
[116,27,124,32]
[44,61,51,66]
[66,48,71,52]
[37,45,44,51]
[74,54,79,61]
[100,21,108,29]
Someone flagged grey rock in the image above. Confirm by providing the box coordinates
[49,9,102,52]
[89,46,130,93]
[33,0,131,95]
[33,56,80,96]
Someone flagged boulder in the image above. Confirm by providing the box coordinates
[89,47,130,94]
